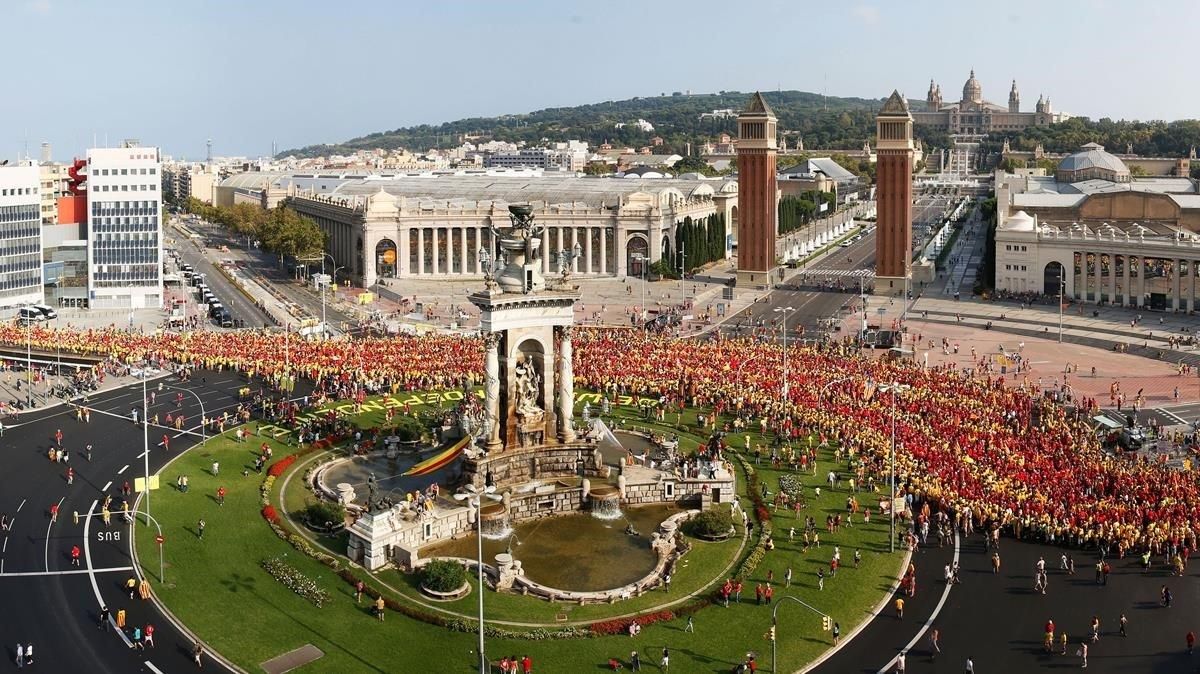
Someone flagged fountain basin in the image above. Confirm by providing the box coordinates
[422,504,675,592]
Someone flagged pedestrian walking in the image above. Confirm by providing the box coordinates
[67,466,74,485]
[126,576,137,599]
[355,580,364,603]
[832,621,840,645]
[22,643,31,667]
[895,596,904,620]
[630,650,641,672]
[894,650,906,673]
[211,461,219,476]
[15,643,23,669]
[1189,630,1196,654]
[144,623,155,648]
[1076,642,1088,668]
[71,544,80,567]
[216,486,226,506]
[49,502,58,523]
[98,606,110,631]
[684,616,694,633]
[375,595,385,621]
[660,647,669,671]
[1119,613,1127,637]
[192,641,203,668]
[197,518,205,540]
[964,656,974,673]
[929,627,941,659]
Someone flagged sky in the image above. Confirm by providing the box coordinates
[5,0,1199,161]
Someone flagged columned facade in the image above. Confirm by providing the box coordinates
[291,187,730,288]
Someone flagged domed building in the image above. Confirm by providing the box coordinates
[912,70,1057,135]
[1055,143,1131,183]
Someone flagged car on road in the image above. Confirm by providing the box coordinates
[17,307,45,323]
[31,304,57,320]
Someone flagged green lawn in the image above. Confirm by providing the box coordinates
[137,395,905,673]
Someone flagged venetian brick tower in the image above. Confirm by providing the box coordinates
[874,90,914,297]
[735,92,778,289]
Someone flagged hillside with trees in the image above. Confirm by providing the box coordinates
[985,118,1200,174]
[279,90,948,160]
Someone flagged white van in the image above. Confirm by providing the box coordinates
[32,304,57,320]
[17,307,44,323]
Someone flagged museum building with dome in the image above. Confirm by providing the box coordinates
[993,144,1200,310]
[912,70,1058,135]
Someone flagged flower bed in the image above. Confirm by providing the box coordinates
[589,610,675,636]
[261,556,331,607]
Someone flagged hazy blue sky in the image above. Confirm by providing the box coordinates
[6,0,1197,160]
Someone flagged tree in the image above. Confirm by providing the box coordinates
[1129,165,1149,177]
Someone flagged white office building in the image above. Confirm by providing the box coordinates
[0,163,45,308]
[86,145,163,309]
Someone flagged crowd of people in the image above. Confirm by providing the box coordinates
[571,329,1200,555]
[1,322,1198,554]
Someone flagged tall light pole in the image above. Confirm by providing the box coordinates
[320,253,344,340]
[454,484,500,674]
[1058,271,1065,344]
[141,363,151,524]
[773,306,795,399]
[24,305,32,409]
[632,253,647,332]
[878,381,910,553]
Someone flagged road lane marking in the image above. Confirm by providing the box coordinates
[877,533,961,674]
[44,495,65,571]
[1157,408,1189,425]
[83,499,133,648]
[145,662,165,674]
[2,536,7,552]
[102,481,112,492]
[0,566,133,577]
[118,464,129,475]
[16,499,24,512]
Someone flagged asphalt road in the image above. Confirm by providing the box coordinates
[169,220,272,329]
[179,216,355,329]
[813,532,1200,674]
[0,369,251,673]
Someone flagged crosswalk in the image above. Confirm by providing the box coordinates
[793,268,875,278]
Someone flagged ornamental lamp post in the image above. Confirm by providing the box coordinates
[454,483,501,674]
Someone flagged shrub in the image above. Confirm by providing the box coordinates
[261,505,279,524]
[589,610,675,636]
[420,559,468,593]
[305,499,345,527]
[689,508,733,538]
[260,557,330,607]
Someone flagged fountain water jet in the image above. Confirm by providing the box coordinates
[479,502,512,540]
[589,484,622,521]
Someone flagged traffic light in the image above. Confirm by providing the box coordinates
[767,626,776,641]
[821,615,832,632]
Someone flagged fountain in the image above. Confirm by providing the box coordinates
[589,484,623,520]
[479,502,512,540]
[342,202,735,581]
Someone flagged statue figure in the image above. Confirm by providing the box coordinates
[366,472,379,512]
[514,355,542,417]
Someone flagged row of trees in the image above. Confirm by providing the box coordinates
[984,118,1200,171]
[661,212,728,275]
[184,198,326,263]
[778,193,837,235]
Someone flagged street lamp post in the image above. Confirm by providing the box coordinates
[454,484,500,674]
[1058,273,1065,344]
[878,381,910,553]
[632,253,648,332]
[320,253,345,340]
[773,306,795,399]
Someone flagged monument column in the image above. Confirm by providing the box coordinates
[1123,256,1131,306]
[872,90,915,298]
[399,227,410,275]
[484,332,503,452]
[735,92,778,289]
[460,227,468,275]
[557,326,576,442]
[431,228,440,275]
[1190,262,1196,313]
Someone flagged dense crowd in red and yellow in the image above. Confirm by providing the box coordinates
[0,323,1194,553]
